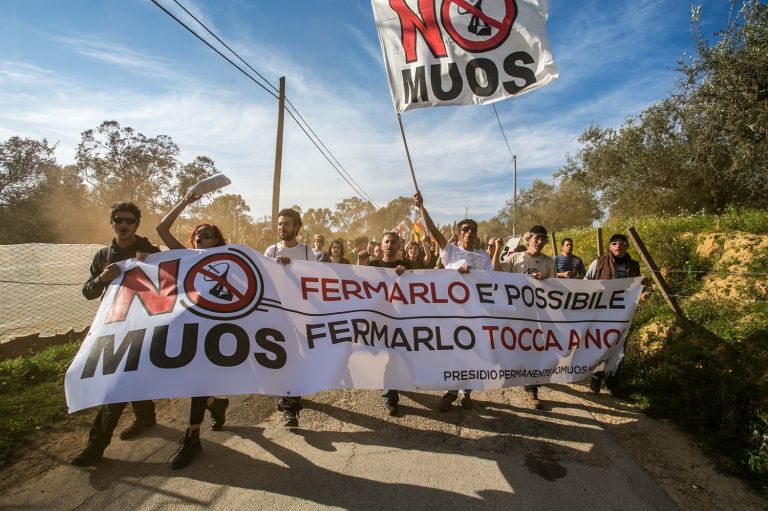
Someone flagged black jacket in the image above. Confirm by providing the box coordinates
[82,235,160,300]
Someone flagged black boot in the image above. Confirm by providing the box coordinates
[207,398,229,431]
[169,429,201,469]
[70,444,104,467]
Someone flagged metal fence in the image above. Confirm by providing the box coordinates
[0,244,102,343]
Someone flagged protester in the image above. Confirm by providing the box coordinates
[404,239,430,269]
[328,238,350,264]
[155,193,231,469]
[358,232,411,416]
[264,208,315,427]
[71,202,160,467]
[350,236,368,262]
[495,225,555,409]
[423,236,437,268]
[413,191,492,411]
[313,234,330,262]
[485,237,496,258]
[367,240,380,262]
[585,233,643,394]
[555,238,586,279]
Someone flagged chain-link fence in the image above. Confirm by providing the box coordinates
[0,244,103,343]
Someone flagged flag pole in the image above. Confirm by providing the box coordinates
[396,113,420,193]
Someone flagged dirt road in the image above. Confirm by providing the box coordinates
[1,385,766,510]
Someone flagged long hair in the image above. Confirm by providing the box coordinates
[330,238,345,258]
[188,223,227,248]
[405,240,424,261]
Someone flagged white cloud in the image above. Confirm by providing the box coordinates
[0,60,58,85]
[0,0,697,226]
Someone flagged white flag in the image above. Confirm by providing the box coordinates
[371,0,558,112]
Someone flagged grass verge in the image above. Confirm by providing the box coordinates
[0,342,79,465]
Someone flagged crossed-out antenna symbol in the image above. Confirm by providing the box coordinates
[204,262,234,301]
[458,0,491,36]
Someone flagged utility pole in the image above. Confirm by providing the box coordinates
[271,76,286,236]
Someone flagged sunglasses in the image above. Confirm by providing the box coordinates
[610,241,627,246]
[112,217,137,225]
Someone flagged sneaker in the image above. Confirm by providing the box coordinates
[525,388,542,409]
[459,393,474,410]
[438,392,457,412]
[208,398,229,431]
[169,434,201,470]
[70,444,104,467]
[119,418,156,440]
[384,399,399,416]
[283,409,299,428]
[590,376,602,395]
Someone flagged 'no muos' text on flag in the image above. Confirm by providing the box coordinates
[371,0,558,112]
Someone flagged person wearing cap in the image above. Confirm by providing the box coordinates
[413,191,492,412]
[494,225,555,409]
[584,233,642,394]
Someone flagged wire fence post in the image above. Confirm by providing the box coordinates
[596,227,604,257]
[627,227,688,322]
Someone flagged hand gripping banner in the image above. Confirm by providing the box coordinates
[65,246,641,412]
[371,0,558,112]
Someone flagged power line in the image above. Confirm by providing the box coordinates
[492,103,514,158]
[149,0,277,100]
[150,0,377,206]
[168,0,375,205]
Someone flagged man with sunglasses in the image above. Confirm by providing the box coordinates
[413,191,492,411]
[585,233,642,394]
[72,202,160,467]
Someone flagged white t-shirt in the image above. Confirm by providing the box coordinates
[265,242,313,261]
[503,251,555,277]
[440,242,492,271]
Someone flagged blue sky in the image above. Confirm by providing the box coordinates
[0,0,733,224]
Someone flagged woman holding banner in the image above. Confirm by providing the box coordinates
[156,193,230,469]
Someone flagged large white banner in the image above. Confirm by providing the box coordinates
[65,246,641,412]
[371,0,558,112]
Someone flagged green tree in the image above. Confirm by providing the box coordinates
[76,121,179,213]
[200,194,253,245]
[0,136,57,206]
[171,156,219,205]
[492,177,600,233]
[560,0,768,217]
[368,196,414,238]
[0,137,92,243]
[330,197,375,237]
[675,0,768,211]
[302,207,333,238]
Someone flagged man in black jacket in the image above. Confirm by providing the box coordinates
[71,202,160,467]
